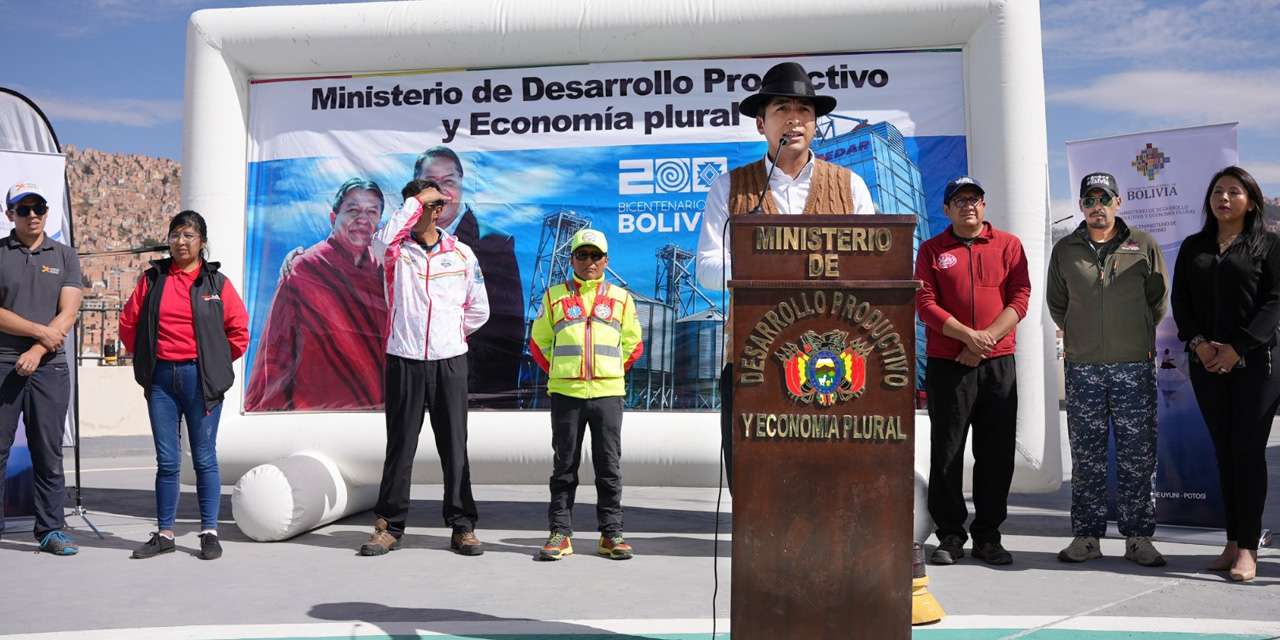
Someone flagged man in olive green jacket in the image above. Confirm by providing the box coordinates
[1046,171,1169,568]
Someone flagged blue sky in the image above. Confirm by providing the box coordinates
[4,0,1278,223]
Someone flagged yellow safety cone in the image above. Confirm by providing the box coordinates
[911,541,945,625]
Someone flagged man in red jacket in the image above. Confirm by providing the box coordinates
[915,176,1031,566]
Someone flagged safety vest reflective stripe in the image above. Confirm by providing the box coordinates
[554,316,587,332]
[554,345,584,357]
[595,344,621,358]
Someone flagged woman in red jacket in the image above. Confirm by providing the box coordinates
[119,210,249,560]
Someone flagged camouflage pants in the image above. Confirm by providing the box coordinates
[1064,360,1158,538]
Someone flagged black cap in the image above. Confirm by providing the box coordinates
[738,62,837,118]
[942,176,985,204]
[1079,172,1119,199]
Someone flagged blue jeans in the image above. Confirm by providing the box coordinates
[148,360,222,530]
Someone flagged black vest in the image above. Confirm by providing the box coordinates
[131,259,235,411]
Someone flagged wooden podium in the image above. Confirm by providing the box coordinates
[728,214,918,639]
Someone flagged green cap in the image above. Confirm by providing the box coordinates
[570,229,608,254]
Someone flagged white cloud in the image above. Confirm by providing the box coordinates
[1041,0,1280,67]
[1048,69,1280,133]
[479,166,569,210]
[1240,161,1280,187]
[36,95,182,127]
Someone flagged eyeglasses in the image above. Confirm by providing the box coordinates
[1081,194,1114,208]
[573,250,606,261]
[949,196,983,208]
[11,204,48,217]
[425,199,446,211]
[168,232,201,244]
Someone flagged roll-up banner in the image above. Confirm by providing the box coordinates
[0,148,69,529]
[1066,123,1239,528]
[243,51,968,412]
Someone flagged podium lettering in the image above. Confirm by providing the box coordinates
[807,253,839,277]
[754,225,894,253]
[737,412,908,442]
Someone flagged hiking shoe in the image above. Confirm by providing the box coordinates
[359,518,401,556]
[930,535,965,565]
[1058,535,1103,562]
[598,534,634,560]
[131,532,175,559]
[198,533,223,560]
[1124,536,1166,567]
[451,530,485,556]
[972,541,1013,565]
[38,531,78,556]
[539,532,573,561]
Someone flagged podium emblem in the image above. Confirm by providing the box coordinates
[777,330,867,406]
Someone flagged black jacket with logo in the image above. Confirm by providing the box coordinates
[131,258,235,411]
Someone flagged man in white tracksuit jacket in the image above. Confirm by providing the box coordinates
[359,179,490,557]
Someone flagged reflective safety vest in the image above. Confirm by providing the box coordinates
[530,277,644,398]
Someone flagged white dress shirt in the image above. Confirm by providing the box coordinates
[695,153,875,291]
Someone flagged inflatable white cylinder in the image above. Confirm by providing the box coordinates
[231,451,378,542]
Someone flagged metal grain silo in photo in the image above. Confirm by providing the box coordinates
[626,292,676,410]
[674,308,724,410]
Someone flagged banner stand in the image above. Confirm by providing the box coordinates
[0,88,103,540]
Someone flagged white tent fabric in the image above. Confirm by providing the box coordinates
[183,0,1058,540]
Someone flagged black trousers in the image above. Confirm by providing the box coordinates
[0,360,71,539]
[719,362,734,493]
[926,355,1018,546]
[1188,343,1280,550]
[376,353,477,536]
[548,393,624,536]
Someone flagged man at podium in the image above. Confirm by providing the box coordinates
[695,61,875,488]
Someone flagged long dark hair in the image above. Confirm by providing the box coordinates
[1198,166,1269,259]
[169,209,209,261]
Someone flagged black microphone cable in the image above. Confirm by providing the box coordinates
[711,135,786,638]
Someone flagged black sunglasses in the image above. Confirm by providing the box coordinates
[1081,194,1114,208]
[11,204,48,217]
[425,199,447,211]
[573,250,606,261]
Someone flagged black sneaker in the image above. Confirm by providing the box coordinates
[972,541,1013,565]
[198,533,223,560]
[930,535,965,565]
[132,532,175,559]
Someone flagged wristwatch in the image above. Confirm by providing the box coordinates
[1189,335,1207,350]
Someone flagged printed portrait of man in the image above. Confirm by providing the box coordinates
[245,177,389,411]
[413,146,524,405]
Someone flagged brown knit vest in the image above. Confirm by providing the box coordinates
[726,157,854,215]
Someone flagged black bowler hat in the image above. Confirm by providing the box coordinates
[738,62,837,118]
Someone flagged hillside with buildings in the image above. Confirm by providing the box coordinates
[65,145,181,358]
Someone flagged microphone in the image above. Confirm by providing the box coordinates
[748,136,789,214]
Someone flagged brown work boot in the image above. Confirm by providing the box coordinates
[450,530,485,556]
[359,518,401,556]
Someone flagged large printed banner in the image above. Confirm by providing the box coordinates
[244,51,967,412]
[1066,123,1239,528]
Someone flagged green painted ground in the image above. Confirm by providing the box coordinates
[257,632,1277,640]
[913,630,1274,640]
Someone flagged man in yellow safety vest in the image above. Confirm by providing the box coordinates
[529,229,644,561]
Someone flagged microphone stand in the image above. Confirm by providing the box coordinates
[747,136,789,214]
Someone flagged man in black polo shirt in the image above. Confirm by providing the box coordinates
[0,181,83,556]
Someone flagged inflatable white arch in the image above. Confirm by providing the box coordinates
[182,0,1058,540]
